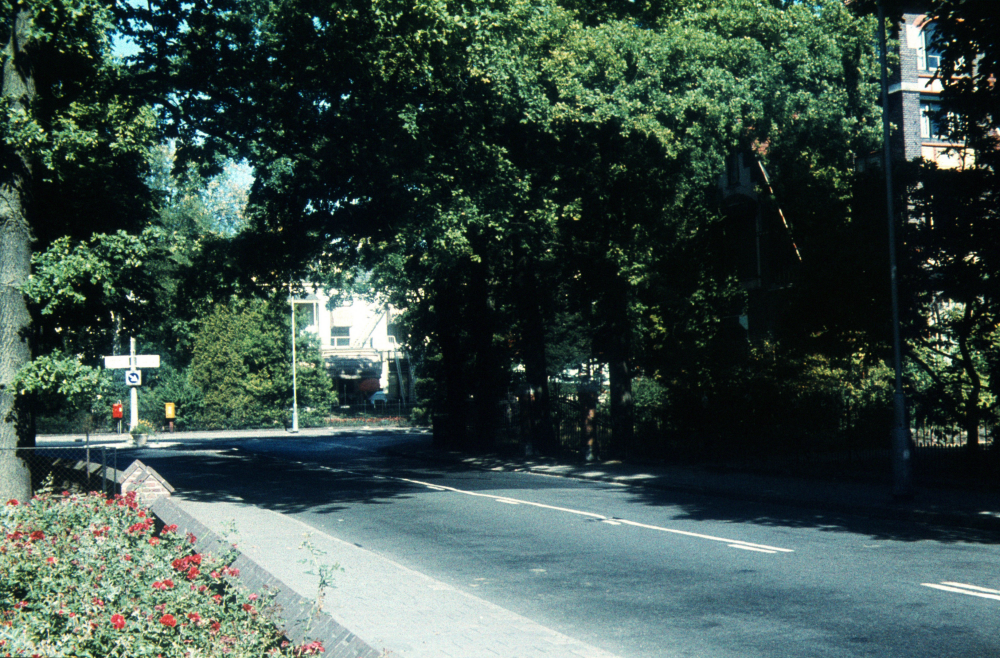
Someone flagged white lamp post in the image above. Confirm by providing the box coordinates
[290,285,300,433]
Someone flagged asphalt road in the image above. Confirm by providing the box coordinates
[136,431,1000,658]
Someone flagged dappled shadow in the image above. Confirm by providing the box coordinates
[137,445,419,516]
[132,433,1000,546]
[616,474,1000,545]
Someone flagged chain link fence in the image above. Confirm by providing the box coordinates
[0,446,118,497]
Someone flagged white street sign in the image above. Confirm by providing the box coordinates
[104,354,160,369]
[104,355,131,369]
[135,355,160,368]
[125,370,142,386]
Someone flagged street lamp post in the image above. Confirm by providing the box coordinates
[290,285,300,434]
[877,0,913,499]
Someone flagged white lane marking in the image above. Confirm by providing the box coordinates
[399,477,793,554]
[616,519,793,553]
[728,544,778,554]
[942,581,1000,595]
[922,582,1000,602]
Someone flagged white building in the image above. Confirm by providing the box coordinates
[293,288,411,404]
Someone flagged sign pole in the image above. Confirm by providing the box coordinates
[129,337,139,432]
[290,285,300,433]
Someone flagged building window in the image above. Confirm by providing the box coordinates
[332,326,350,347]
[917,23,942,72]
[920,96,946,141]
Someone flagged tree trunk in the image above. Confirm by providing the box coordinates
[607,277,633,459]
[519,276,556,454]
[957,305,981,455]
[0,9,37,502]
[433,288,468,450]
[469,264,501,452]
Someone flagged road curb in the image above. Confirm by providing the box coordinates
[150,497,381,658]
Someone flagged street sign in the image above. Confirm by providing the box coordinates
[135,355,160,368]
[105,355,159,369]
[104,355,130,369]
[125,370,142,386]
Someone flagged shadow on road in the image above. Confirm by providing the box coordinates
[619,483,1000,545]
[136,433,1000,546]
[139,445,419,516]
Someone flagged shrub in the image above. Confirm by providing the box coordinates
[0,486,323,657]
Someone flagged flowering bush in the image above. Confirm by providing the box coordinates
[0,487,325,657]
[130,418,157,437]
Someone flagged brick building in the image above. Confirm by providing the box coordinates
[888,4,970,168]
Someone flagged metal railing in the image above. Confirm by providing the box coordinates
[0,446,118,496]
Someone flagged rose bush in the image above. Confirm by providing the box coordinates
[0,487,325,657]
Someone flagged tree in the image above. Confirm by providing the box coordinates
[1,0,157,501]
[188,298,334,429]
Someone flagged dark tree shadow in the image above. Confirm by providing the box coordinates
[133,432,1000,546]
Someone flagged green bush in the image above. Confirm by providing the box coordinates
[188,298,335,430]
[0,487,324,657]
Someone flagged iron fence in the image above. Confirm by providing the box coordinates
[0,446,118,497]
[324,401,416,427]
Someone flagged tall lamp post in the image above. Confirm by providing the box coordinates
[289,284,300,434]
[877,0,913,498]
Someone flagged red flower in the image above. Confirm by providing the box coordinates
[187,612,201,623]
[186,566,199,580]
[159,614,177,628]
[5,499,17,506]
[212,595,222,605]
[29,531,44,541]
[241,603,255,614]
[210,621,221,633]
[161,524,178,535]
[148,537,160,546]
[111,614,125,630]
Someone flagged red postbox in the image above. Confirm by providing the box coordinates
[112,402,124,419]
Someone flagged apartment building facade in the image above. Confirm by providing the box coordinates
[292,289,412,404]
[889,4,969,169]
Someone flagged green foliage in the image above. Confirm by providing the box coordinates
[140,365,203,432]
[901,164,1000,441]
[0,489,325,656]
[188,298,335,429]
[12,352,113,420]
[690,344,894,455]
[24,228,171,359]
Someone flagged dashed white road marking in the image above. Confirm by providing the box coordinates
[398,477,794,555]
[292,460,794,555]
[728,544,778,554]
[922,582,1000,602]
